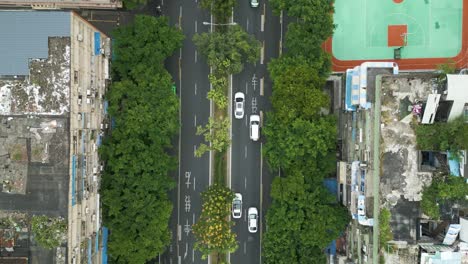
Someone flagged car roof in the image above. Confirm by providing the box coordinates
[248,207,257,214]
[235,92,245,99]
[250,115,260,122]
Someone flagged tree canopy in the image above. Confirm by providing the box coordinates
[263,113,336,175]
[415,116,468,153]
[31,215,67,249]
[262,0,349,261]
[112,15,184,81]
[193,25,261,75]
[192,184,237,259]
[100,15,183,263]
[421,176,468,220]
[263,171,350,264]
[268,56,330,121]
[199,0,236,22]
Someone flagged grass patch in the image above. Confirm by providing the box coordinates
[379,208,393,250]
[214,151,227,186]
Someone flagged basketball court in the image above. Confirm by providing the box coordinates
[326,0,468,71]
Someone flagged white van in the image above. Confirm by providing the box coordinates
[250,115,260,141]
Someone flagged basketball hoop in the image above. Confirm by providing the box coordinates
[400,32,414,46]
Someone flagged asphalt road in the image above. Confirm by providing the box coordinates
[230,1,281,263]
[161,0,211,263]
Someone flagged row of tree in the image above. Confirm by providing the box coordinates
[191,1,261,261]
[262,0,350,263]
[100,16,184,263]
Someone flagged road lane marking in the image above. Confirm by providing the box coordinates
[245,115,248,127]
[193,176,196,191]
[244,176,247,189]
[193,213,195,225]
[178,6,182,29]
[195,20,198,33]
[261,14,265,32]
[260,142,264,264]
[260,41,265,64]
[179,48,182,59]
[195,50,198,63]
[244,241,247,254]
[195,83,197,95]
[244,145,247,159]
[193,145,196,157]
[192,249,195,262]
[245,82,248,95]
[260,78,264,96]
[184,243,188,259]
[247,18,249,32]
[279,10,283,55]
[194,115,197,127]
[178,225,181,241]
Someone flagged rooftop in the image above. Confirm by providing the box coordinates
[0,37,70,115]
[0,11,70,76]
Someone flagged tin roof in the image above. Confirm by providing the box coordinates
[0,11,70,76]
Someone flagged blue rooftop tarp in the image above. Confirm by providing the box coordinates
[103,100,108,115]
[323,178,338,195]
[345,69,357,112]
[325,240,337,256]
[95,232,99,255]
[97,134,102,147]
[88,238,92,264]
[94,32,101,56]
[102,227,109,264]
[447,151,461,177]
[71,155,77,206]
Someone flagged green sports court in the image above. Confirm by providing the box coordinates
[332,0,464,61]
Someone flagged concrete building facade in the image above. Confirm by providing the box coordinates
[0,0,121,10]
[0,10,110,263]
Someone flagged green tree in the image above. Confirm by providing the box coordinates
[100,16,183,263]
[421,176,468,219]
[31,215,67,249]
[122,0,147,10]
[263,171,350,263]
[415,116,468,153]
[112,15,184,81]
[199,0,236,22]
[263,114,337,175]
[379,208,393,250]
[207,74,228,109]
[195,117,231,157]
[193,184,237,259]
[193,25,261,75]
[268,56,330,121]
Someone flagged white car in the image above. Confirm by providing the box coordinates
[248,207,258,233]
[234,92,245,119]
[251,0,259,8]
[232,193,242,219]
[249,115,260,141]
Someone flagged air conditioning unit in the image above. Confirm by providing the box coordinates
[85,207,89,214]
[77,34,83,42]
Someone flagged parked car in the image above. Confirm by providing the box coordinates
[232,193,242,219]
[234,92,245,119]
[250,0,259,7]
[248,207,258,233]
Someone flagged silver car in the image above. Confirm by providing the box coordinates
[248,207,258,233]
[251,0,259,7]
[232,193,242,219]
[234,92,245,119]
